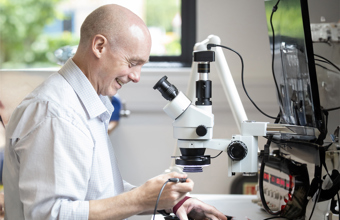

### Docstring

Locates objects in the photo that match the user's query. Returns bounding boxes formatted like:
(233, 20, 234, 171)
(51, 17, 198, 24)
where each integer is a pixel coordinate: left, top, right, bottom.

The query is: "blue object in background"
(110, 95, 121, 122)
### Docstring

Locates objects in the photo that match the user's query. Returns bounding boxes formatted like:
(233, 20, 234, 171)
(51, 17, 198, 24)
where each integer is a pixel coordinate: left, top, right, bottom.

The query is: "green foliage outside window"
(146, 0, 181, 56)
(265, 0, 304, 39)
(0, 0, 182, 68)
(0, 0, 79, 68)
(145, 0, 180, 32)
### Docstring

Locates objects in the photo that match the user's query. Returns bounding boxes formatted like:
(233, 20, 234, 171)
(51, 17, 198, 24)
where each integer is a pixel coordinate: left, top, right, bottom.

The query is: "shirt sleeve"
(15, 111, 93, 220)
(123, 180, 136, 192)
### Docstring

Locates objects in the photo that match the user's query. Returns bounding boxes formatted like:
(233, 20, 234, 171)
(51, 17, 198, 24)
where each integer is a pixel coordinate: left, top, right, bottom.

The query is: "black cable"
(206, 0, 282, 120)
(153, 180, 170, 220)
(315, 63, 340, 74)
(314, 54, 340, 72)
(263, 216, 289, 220)
(337, 192, 340, 215)
(153, 178, 187, 220)
(269, 0, 283, 108)
(320, 151, 340, 217)
(324, 110, 329, 140)
(315, 58, 330, 64)
(308, 146, 334, 220)
(324, 106, 340, 111)
(259, 113, 281, 216)
(207, 43, 277, 120)
(0, 115, 4, 128)
(308, 178, 322, 220)
(211, 151, 223, 159)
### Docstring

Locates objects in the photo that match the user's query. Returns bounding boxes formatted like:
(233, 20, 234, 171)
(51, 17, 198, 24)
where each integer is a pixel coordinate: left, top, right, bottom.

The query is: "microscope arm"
(157, 35, 267, 175)
(186, 35, 247, 132)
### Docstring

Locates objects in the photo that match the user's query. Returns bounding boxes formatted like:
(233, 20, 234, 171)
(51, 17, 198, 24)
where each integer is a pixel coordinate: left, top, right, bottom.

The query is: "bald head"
(79, 4, 150, 51)
(72, 4, 151, 97)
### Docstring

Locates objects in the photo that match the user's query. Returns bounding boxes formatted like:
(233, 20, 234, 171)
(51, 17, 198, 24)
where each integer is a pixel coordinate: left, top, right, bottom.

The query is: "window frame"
(148, 0, 196, 67)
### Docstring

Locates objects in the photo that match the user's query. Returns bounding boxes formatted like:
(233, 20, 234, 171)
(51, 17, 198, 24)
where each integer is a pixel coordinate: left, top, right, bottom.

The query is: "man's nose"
(129, 69, 141, 83)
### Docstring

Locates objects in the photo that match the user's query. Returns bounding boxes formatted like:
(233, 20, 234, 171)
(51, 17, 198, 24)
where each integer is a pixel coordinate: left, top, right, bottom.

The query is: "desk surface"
(191, 194, 273, 220)
(156, 194, 285, 220)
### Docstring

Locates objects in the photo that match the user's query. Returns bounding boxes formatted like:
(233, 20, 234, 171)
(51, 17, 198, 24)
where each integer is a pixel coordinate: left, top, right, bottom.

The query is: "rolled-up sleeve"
(123, 180, 136, 192)
(16, 114, 93, 220)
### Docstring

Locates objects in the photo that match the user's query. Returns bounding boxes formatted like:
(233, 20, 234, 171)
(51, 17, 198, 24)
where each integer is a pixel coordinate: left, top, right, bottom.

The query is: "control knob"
(196, 125, 207, 137)
(227, 140, 248, 161)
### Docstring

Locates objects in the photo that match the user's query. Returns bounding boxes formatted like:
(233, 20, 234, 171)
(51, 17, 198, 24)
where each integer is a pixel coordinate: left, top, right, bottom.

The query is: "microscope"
(153, 36, 267, 176)
(154, 0, 340, 218)
(153, 34, 321, 176)
(154, 34, 339, 220)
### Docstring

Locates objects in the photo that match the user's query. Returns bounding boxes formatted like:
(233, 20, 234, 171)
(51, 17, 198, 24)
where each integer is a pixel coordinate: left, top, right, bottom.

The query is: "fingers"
(202, 206, 229, 220)
(161, 172, 194, 196)
(205, 213, 222, 220)
(138, 172, 194, 210)
(176, 207, 189, 220)
(183, 198, 229, 220)
(171, 178, 194, 193)
(167, 172, 188, 180)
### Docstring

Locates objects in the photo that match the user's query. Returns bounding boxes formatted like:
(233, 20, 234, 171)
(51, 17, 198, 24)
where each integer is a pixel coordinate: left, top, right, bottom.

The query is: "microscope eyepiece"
(153, 76, 179, 101)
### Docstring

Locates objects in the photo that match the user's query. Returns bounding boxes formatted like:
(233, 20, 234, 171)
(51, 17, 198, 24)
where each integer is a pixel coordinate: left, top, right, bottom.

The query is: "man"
(3, 4, 229, 220)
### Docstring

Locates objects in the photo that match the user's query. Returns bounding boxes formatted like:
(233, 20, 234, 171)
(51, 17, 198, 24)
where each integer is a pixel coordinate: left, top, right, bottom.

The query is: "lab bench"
(154, 194, 285, 220)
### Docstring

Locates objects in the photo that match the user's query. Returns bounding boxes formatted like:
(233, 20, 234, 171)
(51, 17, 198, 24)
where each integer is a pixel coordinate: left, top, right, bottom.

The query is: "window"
(0, 0, 196, 69)
(148, 0, 196, 67)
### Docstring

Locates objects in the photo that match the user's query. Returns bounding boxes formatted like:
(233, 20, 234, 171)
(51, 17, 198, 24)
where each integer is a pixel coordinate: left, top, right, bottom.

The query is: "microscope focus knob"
(227, 141, 248, 161)
(196, 125, 208, 137)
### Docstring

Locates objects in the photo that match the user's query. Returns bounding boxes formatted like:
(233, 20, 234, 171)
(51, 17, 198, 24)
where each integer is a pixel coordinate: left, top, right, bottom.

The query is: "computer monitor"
(264, 0, 325, 137)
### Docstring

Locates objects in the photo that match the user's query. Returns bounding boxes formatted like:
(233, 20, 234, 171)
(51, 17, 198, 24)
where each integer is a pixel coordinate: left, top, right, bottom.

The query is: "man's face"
(97, 26, 151, 97)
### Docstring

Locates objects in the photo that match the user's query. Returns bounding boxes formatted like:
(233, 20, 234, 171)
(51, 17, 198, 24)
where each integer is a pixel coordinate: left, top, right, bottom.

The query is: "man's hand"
(89, 172, 193, 219)
(175, 198, 230, 220)
(137, 172, 194, 211)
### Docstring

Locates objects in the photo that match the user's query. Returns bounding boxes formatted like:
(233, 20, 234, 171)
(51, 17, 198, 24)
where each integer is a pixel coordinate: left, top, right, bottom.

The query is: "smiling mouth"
(116, 79, 124, 87)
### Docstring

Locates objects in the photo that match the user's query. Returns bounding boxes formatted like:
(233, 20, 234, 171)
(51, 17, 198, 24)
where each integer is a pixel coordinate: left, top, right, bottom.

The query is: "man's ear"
(92, 34, 108, 58)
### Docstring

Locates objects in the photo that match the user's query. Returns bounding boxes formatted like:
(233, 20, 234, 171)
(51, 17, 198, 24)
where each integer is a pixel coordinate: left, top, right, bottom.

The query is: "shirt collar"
(58, 58, 113, 121)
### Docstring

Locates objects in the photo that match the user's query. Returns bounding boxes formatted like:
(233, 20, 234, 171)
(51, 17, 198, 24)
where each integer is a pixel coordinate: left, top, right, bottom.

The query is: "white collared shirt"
(3, 59, 134, 220)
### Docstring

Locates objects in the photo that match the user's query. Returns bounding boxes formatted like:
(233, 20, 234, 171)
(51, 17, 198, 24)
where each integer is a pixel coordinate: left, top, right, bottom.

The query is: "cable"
(269, 0, 283, 109)
(315, 58, 330, 64)
(315, 63, 340, 74)
(0, 115, 4, 128)
(211, 151, 223, 159)
(263, 216, 289, 220)
(315, 59, 335, 67)
(308, 145, 336, 220)
(259, 114, 281, 216)
(337, 192, 340, 215)
(206, 0, 282, 120)
(324, 106, 340, 111)
(308, 175, 322, 220)
(153, 180, 170, 220)
(153, 178, 187, 220)
(314, 54, 340, 72)
(207, 43, 277, 120)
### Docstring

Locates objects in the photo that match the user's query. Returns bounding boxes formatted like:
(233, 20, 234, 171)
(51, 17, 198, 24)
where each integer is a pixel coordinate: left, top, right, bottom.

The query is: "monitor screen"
(264, 0, 325, 133)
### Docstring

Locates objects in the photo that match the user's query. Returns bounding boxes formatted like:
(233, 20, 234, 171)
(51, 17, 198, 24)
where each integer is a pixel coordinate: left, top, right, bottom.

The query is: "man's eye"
(129, 62, 137, 67)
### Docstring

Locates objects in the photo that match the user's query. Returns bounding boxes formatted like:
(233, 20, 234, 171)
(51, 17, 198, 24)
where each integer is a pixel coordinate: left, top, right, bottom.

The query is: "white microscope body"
(154, 35, 268, 176)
